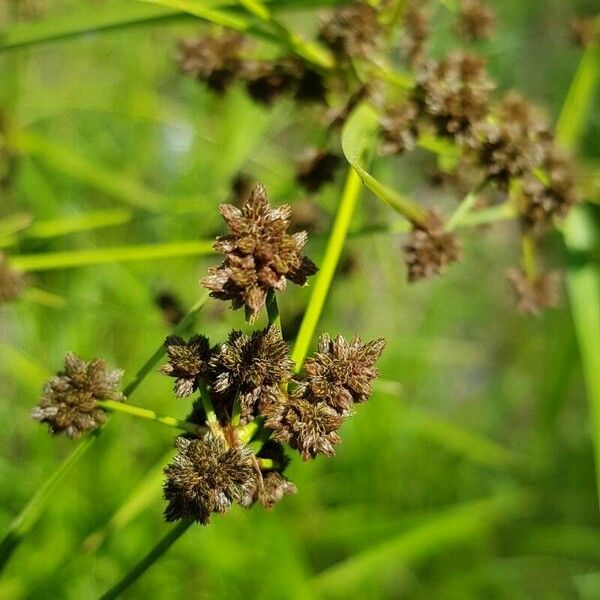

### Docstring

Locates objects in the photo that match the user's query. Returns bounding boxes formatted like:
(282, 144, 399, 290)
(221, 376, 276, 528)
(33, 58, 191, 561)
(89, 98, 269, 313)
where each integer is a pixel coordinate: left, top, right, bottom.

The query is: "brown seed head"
(507, 268, 561, 316)
(177, 32, 246, 93)
(379, 101, 420, 155)
(295, 149, 341, 193)
(202, 183, 317, 321)
(455, 0, 497, 41)
(0, 253, 26, 304)
(161, 335, 212, 398)
(403, 210, 461, 282)
(164, 434, 256, 524)
(32, 353, 124, 438)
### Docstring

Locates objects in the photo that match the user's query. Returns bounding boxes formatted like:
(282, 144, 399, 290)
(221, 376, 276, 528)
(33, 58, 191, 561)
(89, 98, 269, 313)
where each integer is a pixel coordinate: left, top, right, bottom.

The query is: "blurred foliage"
(0, 1, 599, 598)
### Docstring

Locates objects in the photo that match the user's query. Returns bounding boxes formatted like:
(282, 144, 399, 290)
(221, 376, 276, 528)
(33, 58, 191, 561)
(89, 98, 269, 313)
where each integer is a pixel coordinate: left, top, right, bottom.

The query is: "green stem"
(98, 519, 193, 600)
(290, 167, 363, 369)
(446, 182, 488, 231)
(95, 400, 205, 436)
(0, 432, 98, 570)
(0, 295, 208, 572)
(521, 235, 537, 281)
(265, 288, 281, 328)
(9, 241, 215, 272)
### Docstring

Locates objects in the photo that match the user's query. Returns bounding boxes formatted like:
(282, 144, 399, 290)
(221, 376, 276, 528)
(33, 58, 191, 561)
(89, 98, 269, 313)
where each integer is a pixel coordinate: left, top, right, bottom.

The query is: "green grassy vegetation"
(0, 1, 599, 598)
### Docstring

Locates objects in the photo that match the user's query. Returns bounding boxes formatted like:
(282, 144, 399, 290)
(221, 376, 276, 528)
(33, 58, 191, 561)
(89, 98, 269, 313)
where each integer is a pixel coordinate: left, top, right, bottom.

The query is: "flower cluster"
(202, 183, 317, 322)
(32, 353, 125, 438)
(160, 184, 385, 523)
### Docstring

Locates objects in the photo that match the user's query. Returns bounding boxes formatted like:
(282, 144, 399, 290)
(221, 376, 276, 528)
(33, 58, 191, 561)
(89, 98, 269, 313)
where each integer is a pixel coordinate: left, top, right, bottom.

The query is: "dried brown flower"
(0, 253, 26, 304)
(455, 0, 497, 41)
(473, 91, 547, 187)
(416, 52, 495, 141)
(265, 395, 345, 461)
(202, 183, 317, 321)
(210, 327, 294, 422)
(258, 472, 297, 509)
(161, 335, 212, 398)
(177, 32, 246, 93)
(520, 144, 578, 233)
(319, 2, 382, 60)
(403, 3, 430, 66)
(300, 334, 385, 414)
(403, 210, 461, 282)
(154, 291, 185, 326)
(164, 434, 256, 524)
(379, 101, 420, 155)
(295, 149, 341, 192)
(32, 353, 124, 438)
(244, 57, 303, 105)
(507, 268, 560, 315)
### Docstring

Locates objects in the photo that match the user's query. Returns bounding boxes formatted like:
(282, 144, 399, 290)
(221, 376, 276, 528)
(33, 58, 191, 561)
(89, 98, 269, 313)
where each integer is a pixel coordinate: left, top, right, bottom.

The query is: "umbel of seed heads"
(32, 353, 125, 438)
(202, 183, 317, 322)
(161, 328, 385, 522)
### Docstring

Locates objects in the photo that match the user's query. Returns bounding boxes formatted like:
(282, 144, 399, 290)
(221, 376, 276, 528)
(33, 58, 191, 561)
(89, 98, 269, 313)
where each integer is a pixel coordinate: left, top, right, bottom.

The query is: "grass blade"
(341, 103, 427, 225)
(312, 492, 528, 596)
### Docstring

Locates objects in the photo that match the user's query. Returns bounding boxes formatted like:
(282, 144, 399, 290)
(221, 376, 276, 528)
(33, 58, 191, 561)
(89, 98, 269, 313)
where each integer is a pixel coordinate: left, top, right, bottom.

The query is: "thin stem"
(198, 380, 221, 434)
(0, 295, 208, 572)
(95, 400, 205, 436)
(98, 520, 193, 600)
(237, 417, 263, 445)
(446, 181, 488, 231)
(290, 167, 363, 369)
(521, 235, 537, 281)
(0, 433, 98, 570)
(9, 240, 215, 272)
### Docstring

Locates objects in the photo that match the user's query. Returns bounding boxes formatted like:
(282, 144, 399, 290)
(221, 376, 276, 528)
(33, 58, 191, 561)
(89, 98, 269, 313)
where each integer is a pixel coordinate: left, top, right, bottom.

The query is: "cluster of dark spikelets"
(519, 145, 579, 233)
(202, 183, 317, 322)
(177, 32, 246, 93)
(472, 91, 547, 187)
(295, 149, 341, 192)
(379, 101, 420, 155)
(455, 0, 496, 41)
(164, 433, 256, 524)
(318, 1, 382, 60)
(402, 1, 430, 67)
(32, 353, 125, 438)
(416, 52, 495, 141)
(506, 269, 560, 316)
(403, 211, 461, 282)
(264, 335, 385, 460)
(160, 334, 212, 398)
(0, 253, 26, 304)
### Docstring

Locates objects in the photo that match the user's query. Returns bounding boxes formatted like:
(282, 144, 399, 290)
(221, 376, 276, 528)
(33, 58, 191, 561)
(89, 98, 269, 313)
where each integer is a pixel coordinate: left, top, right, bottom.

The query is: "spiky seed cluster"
(32, 353, 124, 438)
(473, 92, 547, 187)
(403, 211, 461, 282)
(161, 335, 212, 398)
(403, 3, 430, 66)
(301, 334, 386, 413)
(318, 1, 382, 60)
(455, 0, 497, 41)
(210, 327, 294, 422)
(416, 52, 495, 141)
(177, 32, 246, 93)
(295, 149, 341, 193)
(379, 102, 420, 155)
(0, 253, 26, 304)
(520, 145, 578, 233)
(257, 472, 297, 509)
(266, 396, 345, 460)
(507, 269, 560, 315)
(244, 57, 326, 106)
(164, 434, 256, 524)
(202, 183, 317, 322)
(264, 334, 385, 460)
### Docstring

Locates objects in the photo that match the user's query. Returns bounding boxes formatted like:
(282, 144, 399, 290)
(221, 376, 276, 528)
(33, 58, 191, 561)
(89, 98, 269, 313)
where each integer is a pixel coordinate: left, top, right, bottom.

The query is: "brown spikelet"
(507, 268, 560, 316)
(379, 101, 420, 155)
(0, 253, 26, 304)
(177, 32, 246, 93)
(164, 434, 256, 524)
(455, 0, 497, 41)
(295, 149, 341, 193)
(202, 183, 317, 321)
(32, 353, 124, 438)
(161, 335, 212, 398)
(403, 211, 461, 282)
